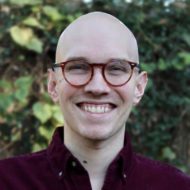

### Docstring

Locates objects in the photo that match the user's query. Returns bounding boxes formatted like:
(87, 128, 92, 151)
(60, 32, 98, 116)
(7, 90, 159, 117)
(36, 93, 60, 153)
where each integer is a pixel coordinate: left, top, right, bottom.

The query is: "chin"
(83, 134, 110, 141)
(79, 126, 117, 141)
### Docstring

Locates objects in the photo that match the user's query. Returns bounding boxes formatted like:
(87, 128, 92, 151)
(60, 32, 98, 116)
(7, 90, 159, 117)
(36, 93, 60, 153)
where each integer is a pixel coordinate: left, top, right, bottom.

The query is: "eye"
(108, 65, 126, 71)
(106, 62, 130, 75)
(65, 60, 90, 74)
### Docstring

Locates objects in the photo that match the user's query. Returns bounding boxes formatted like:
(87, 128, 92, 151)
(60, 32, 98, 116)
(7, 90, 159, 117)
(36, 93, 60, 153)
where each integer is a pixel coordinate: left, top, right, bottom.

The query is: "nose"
(84, 68, 111, 96)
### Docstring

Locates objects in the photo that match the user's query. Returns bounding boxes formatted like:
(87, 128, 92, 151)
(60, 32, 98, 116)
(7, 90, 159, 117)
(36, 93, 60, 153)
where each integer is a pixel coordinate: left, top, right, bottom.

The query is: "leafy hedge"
(0, 0, 190, 173)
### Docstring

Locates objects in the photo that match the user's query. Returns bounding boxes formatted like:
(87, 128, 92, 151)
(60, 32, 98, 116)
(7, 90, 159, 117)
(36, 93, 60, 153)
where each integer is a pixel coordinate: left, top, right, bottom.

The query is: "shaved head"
(56, 12, 139, 64)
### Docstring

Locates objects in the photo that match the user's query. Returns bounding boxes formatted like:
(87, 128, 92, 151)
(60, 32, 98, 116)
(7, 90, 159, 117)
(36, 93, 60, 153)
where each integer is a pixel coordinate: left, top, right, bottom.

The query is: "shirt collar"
(47, 127, 72, 177)
(47, 127, 135, 178)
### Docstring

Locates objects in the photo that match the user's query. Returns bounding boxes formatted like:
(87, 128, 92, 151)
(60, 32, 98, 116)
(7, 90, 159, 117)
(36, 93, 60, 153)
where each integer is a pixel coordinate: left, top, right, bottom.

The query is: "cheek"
(116, 83, 136, 105)
(57, 82, 76, 109)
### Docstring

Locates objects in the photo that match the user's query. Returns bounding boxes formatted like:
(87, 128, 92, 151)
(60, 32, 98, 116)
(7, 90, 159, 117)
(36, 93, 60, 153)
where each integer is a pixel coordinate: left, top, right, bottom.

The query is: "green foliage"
(22, 17, 44, 29)
(32, 102, 63, 124)
(33, 102, 53, 124)
(9, 0, 42, 6)
(162, 147, 176, 161)
(42, 5, 63, 21)
(0, 0, 190, 174)
(0, 76, 32, 115)
(10, 27, 42, 53)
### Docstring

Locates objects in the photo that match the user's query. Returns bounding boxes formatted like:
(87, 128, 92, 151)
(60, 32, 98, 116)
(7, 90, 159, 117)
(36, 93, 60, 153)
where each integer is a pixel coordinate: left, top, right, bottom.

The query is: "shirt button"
(123, 173, 127, 179)
(72, 161, 77, 167)
(58, 171, 63, 177)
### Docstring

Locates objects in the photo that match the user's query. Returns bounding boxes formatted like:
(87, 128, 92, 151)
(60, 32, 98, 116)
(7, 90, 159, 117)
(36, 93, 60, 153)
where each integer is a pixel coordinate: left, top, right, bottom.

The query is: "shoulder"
(133, 153, 190, 189)
(0, 149, 47, 163)
(0, 150, 53, 189)
(0, 149, 47, 175)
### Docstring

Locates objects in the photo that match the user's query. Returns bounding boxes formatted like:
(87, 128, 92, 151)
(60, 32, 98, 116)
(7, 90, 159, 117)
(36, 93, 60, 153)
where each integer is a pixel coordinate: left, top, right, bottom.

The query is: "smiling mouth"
(76, 103, 116, 114)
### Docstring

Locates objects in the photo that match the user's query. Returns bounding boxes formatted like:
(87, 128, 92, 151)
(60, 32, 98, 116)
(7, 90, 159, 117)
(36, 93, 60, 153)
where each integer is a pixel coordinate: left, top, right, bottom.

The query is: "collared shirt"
(0, 127, 190, 190)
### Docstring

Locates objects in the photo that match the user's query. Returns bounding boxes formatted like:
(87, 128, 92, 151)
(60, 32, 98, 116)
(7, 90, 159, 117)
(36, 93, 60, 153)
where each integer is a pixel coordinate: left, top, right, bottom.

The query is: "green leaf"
(0, 94, 14, 113)
(39, 126, 53, 140)
(11, 130, 21, 142)
(182, 33, 190, 47)
(10, 0, 42, 6)
(0, 80, 12, 93)
(10, 26, 33, 46)
(32, 102, 52, 123)
(178, 52, 190, 65)
(14, 76, 33, 103)
(158, 59, 168, 71)
(10, 26, 43, 53)
(32, 142, 46, 152)
(66, 13, 82, 23)
(141, 62, 157, 73)
(22, 17, 44, 29)
(43, 6, 63, 21)
(162, 147, 176, 160)
(51, 106, 64, 124)
(0, 80, 15, 114)
(26, 36, 43, 53)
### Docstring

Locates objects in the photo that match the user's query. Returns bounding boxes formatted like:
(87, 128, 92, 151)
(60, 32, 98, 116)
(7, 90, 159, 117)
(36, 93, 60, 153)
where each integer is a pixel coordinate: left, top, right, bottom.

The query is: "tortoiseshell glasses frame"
(52, 59, 140, 87)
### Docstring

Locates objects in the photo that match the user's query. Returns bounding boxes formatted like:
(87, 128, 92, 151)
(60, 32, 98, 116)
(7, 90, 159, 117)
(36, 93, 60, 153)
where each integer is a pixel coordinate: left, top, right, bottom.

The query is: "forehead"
(56, 12, 139, 64)
(62, 42, 128, 63)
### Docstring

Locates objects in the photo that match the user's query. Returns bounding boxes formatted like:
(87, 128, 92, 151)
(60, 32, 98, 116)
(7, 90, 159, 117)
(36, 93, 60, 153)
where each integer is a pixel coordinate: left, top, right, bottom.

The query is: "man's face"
(49, 14, 147, 141)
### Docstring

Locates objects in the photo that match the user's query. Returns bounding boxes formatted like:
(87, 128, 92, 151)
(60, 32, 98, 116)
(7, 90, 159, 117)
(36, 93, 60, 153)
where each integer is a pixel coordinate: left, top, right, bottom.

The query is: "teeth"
(80, 104, 112, 113)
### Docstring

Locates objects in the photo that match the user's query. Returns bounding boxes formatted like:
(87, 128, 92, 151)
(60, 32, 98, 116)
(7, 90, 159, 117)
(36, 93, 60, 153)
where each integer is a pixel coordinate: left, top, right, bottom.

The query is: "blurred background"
(0, 0, 190, 174)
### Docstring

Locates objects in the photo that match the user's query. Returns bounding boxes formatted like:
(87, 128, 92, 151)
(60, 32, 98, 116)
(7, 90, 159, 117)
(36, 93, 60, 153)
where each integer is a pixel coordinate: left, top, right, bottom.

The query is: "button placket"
(121, 172, 127, 184)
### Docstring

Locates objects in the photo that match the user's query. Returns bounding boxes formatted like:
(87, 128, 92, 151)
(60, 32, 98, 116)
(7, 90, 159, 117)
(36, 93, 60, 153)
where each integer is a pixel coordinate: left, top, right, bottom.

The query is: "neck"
(64, 127, 125, 182)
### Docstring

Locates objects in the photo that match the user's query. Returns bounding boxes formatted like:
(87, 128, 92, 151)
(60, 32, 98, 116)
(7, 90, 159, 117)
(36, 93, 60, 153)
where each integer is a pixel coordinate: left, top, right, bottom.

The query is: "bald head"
(56, 12, 139, 64)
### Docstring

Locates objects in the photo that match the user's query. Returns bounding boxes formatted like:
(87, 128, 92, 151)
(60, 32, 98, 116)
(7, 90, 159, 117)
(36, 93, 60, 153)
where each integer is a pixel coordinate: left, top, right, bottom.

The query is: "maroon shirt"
(0, 127, 190, 190)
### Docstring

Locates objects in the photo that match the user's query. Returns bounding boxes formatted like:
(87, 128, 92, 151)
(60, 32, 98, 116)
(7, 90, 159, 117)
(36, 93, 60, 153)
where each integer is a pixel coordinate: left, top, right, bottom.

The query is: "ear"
(133, 71, 148, 106)
(47, 69, 59, 103)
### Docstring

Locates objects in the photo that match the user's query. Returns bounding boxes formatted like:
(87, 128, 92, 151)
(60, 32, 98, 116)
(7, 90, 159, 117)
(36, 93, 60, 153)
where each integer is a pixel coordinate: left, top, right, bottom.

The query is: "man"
(0, 12, 189, 190)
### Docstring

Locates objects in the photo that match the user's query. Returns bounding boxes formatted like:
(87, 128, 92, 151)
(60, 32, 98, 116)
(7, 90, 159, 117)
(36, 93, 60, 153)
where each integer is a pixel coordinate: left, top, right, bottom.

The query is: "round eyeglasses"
(52, 59, 140, 87)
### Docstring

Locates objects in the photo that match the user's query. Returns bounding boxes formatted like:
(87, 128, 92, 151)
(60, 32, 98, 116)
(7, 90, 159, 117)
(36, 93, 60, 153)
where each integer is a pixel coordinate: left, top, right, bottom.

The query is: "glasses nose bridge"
(90, 63, 106, 80)
(91, 63, 105, 69)
(84, 63, 110, 94)
(91, 63, 105, 76)
(86, 63, 106, 84)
